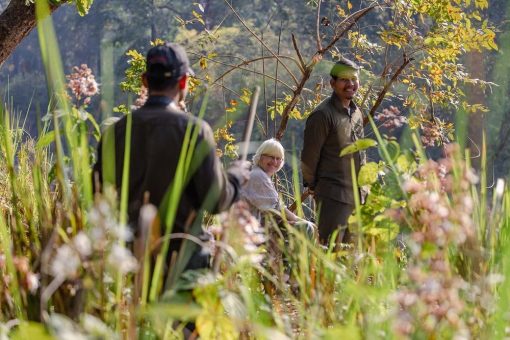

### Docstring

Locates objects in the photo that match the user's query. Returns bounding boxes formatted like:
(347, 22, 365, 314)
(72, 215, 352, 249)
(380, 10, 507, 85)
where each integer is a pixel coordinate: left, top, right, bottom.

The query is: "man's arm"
(241, 168, 279, 212)
(301, 111, 330, 190)
(191, 122, 248, 214)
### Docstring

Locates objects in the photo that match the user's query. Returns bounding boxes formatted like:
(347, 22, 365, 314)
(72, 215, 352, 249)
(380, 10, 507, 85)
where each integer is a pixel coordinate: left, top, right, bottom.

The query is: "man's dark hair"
(146, 65, 177, 91)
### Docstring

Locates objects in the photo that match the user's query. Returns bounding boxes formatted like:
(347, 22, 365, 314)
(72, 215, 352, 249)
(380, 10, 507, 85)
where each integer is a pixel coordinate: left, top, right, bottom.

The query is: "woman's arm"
(284, 207, 301, 223)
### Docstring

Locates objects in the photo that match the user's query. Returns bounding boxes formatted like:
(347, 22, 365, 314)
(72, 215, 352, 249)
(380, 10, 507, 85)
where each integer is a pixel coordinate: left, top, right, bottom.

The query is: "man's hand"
(227, 160, 251, 186)
(307, 188, 315, 199)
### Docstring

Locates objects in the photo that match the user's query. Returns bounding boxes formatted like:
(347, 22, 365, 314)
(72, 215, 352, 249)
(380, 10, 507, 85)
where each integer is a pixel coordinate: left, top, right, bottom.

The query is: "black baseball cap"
(146, 42, 194, 80)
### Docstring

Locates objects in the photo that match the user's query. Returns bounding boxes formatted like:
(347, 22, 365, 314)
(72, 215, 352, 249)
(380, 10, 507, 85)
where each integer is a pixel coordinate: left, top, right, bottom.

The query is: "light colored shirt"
(241, 165, 280, 219)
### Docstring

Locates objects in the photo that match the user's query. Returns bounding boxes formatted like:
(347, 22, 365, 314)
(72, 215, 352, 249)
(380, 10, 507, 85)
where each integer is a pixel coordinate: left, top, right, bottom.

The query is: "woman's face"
(258, 153, 283, 176)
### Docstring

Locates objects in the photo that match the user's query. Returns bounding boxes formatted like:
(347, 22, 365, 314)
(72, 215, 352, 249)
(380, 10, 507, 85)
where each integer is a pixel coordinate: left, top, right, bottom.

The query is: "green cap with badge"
(330, 58, 360, 79)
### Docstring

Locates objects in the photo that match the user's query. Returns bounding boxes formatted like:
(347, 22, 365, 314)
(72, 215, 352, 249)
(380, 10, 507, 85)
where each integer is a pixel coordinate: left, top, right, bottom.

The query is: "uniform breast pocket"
(334, 122, 352, 146)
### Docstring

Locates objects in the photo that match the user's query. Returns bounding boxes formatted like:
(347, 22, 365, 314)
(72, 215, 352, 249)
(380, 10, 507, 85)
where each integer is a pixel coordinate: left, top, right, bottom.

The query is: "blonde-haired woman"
(241, 139, 314, 234)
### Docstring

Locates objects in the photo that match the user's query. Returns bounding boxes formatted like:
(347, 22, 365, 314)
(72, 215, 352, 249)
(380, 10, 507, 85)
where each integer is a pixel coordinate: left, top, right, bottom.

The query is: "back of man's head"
(145, 43, 194, 91)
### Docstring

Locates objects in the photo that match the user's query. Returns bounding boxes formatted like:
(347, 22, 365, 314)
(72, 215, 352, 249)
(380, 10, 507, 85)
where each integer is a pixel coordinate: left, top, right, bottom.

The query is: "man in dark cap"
(93, 42, 249, 278)
(301, 58, 365, 245)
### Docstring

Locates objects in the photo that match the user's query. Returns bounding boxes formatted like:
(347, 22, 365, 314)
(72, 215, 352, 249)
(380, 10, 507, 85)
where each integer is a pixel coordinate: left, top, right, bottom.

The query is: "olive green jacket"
(301, 92, 365, 204)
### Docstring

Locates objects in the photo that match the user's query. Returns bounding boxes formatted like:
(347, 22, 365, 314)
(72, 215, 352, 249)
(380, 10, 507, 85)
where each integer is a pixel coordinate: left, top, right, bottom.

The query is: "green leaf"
(10, 322, 54, 340)
(36, 130, 55, 150)
(145, 302, 203, 322)
(340, 138, 377, 157)
(396, 154, 412, 172)
(323, 321, 361, 340)
(196, 313, 238, 340)
(379, 140, 400, 162)
(75, 0, 93, 16)
(192, 10, 205, 26)
(358, 162, 379, 186)
(363, 215, 400, 242)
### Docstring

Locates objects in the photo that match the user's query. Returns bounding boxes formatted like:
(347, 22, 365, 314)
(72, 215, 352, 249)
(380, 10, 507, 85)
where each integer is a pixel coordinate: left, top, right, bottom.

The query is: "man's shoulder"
(309, 96, 334, 118)
(131, 106, 210, 131)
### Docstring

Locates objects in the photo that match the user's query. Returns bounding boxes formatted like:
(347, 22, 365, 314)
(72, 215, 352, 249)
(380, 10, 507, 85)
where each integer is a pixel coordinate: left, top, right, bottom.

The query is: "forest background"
(1, 0, 509, 176)
(3, 0, 510, 338)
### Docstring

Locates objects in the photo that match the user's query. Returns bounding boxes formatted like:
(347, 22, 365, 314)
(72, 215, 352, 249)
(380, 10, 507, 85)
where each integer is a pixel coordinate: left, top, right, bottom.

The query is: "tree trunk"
(0, 0, 59, 65)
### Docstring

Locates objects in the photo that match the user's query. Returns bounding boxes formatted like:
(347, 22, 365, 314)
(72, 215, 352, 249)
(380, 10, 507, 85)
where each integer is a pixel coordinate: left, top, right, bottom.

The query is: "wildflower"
(485, 273, 504, 286)
(217, 201, 266, 265)
(107, 244, 138, 274)
(73, 232, 92, 257)
(51, 245, 81, 279)
(110, 224, 133, 242)
(13, 256, 29, 274)
(420, 122, 442, 147)
(132, 86, 148, 110)
(26, 272, 40, 294)
(375, 106, 407, 130)
(392, 144, 476, 337)
(66, 64, 99, 105)
(208, 224, 223, 237)
(495, 178, 505, 199)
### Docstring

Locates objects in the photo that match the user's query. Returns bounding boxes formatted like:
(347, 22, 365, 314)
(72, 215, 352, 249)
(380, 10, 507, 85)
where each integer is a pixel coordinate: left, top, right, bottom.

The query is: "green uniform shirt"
(301, 92, 365, 204)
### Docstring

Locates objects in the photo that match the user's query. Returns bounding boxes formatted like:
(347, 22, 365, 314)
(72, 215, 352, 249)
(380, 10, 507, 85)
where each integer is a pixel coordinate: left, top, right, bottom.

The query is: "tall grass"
(1, 3, 510, 339)
(3, 81, 510, 338)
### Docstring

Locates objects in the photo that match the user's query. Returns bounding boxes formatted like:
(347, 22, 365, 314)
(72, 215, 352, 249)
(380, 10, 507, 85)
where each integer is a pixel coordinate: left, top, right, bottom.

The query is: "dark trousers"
(316, 197, 354, 245)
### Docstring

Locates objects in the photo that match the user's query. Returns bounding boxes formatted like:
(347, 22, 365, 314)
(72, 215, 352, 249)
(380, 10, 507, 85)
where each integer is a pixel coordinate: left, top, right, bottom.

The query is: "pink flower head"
(375, 106, 407, 130)
(67, 64, 99, 105)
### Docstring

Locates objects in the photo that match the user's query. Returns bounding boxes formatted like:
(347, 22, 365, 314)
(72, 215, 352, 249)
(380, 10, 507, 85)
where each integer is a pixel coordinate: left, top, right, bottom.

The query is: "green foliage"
(358, 161, 380, 186)
(340, 138, 377, 157)
(119, 49, 145, 94)
(75, 0, 93, 16)
(3, 0, 510, 339)
(9, 322, 53, 340)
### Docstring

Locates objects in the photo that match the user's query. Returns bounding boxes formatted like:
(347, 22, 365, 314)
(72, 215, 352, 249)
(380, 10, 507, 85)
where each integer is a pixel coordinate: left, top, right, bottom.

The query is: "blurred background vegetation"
(3, 0, 510, 338)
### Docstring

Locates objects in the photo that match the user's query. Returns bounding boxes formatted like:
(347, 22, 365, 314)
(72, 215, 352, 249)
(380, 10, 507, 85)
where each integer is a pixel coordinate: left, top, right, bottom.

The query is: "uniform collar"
(330, 92, 358, 117)
(144, 95, 173, 107)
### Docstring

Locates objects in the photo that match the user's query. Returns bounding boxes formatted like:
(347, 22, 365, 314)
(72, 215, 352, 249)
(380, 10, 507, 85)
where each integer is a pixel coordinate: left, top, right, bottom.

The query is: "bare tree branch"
(364, 53, 413, 126)
(316, 0, 322, 51)
(207, 55, 297, 91)
(223, 0, 299, 85)
(292, 33, 306, 73)
(318, 4, 376, 56)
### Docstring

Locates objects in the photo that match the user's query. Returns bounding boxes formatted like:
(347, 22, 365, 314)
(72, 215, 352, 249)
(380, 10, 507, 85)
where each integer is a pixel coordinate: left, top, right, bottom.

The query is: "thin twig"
(223, 0, 299, 85)
(292, 33, 306, 72)
(318, 5, 376, 56)
(208, 55, 297, 91)
(365, 54, 413, 125)
(261, 32, 268, 136)
(428, 84, 436, 121)
(274, 20, 283, 137)
(316, 0, 322, 51)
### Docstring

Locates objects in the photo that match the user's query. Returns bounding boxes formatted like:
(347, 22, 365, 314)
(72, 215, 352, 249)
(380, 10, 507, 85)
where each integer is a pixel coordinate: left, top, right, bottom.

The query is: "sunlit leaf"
(192, 10, 205, 26)
(358, 162, 379, 186)
(10, 322, 53, 340)
(75, 0, 93, 16)
(340, 138, 377, 157)
(36, 131, 55, 150)
(146, 302, 203, 322)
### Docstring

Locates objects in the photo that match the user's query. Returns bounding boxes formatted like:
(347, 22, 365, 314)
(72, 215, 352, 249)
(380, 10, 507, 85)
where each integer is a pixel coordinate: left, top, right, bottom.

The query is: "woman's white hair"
(252, 138, 285, 172)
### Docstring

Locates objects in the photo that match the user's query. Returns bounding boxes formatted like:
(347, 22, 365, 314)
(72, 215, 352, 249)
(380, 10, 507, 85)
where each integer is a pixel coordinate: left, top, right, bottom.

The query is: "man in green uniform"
(301, 58, 365, 245)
